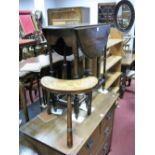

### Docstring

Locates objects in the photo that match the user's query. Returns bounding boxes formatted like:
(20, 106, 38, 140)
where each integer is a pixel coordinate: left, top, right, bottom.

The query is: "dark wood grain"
(20, 92, 118, 155)
(42, 24, 110, 78)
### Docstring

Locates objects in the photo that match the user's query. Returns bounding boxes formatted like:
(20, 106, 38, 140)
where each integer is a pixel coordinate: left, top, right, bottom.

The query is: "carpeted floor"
(108, 80, 135, 155)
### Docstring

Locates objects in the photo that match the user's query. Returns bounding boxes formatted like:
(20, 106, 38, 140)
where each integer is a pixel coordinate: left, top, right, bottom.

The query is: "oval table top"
(41, 76, 98, 94)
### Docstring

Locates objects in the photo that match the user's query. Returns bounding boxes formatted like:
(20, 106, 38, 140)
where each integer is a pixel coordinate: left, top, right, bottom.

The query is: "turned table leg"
(86, 92, 92, 116)
(19, 81, 29, 122)
(67, 94, 73, 147)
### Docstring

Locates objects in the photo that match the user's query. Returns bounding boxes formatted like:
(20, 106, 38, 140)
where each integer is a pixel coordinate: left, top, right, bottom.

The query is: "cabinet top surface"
(20, 92, 118, 155)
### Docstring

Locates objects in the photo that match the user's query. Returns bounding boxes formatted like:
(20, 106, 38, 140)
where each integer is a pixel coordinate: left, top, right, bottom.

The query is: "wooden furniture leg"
(72, 39, 79, 79)
(86, 92, 92, 116)
(85, 57, 93, 76)
(47, 92, 51, 114)
(42, 88, 47, 105)
(37, 74, 42, 109)
(73, 95, 79, 119)
(67, 94, 73, 147)
(19, 81, 29, 122)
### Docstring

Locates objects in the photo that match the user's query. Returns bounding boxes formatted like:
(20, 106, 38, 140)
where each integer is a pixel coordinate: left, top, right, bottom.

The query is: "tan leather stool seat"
(41, 76, 98, 94)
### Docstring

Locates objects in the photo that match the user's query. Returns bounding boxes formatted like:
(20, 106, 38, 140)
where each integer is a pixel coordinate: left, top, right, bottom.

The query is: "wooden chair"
(19, 10, 48, 114)
(19, 10, 47, 59)
(40, 76, 98, 147)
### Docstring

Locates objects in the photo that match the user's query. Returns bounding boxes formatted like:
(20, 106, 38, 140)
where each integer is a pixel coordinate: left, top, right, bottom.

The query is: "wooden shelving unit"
(104, 28, 123, 94)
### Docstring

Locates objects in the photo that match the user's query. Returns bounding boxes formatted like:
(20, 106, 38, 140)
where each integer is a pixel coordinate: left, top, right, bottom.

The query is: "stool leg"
(86, 92, 92, 116)
(67, 94, 73, 147)
(47, 92, 52, 114)
(42, 88, 47, 106)
(74, 95, 79, 119)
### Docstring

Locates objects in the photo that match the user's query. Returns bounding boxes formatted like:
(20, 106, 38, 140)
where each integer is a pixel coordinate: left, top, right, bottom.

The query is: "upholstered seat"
(19, 10, 36, 37)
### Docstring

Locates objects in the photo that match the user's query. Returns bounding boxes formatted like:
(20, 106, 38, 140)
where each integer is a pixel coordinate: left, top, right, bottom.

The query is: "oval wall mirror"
(114, 0, 135, 32)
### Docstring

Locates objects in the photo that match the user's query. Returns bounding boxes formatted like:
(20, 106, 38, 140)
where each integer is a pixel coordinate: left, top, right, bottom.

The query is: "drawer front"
(100, 105, 115, 143)
(78, 125, 101, 155)
(103, 105, 115, 126)
(97, 138, 111, 155)
(78, 105, 116, 155)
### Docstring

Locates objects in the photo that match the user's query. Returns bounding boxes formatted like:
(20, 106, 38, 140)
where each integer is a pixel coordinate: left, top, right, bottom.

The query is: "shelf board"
(107, 39, 123, 48)
(110, 86, 119, 93)
(105, 72, 121, 89)
(106, 56, 122, 71)
(100, 56, 122, 74)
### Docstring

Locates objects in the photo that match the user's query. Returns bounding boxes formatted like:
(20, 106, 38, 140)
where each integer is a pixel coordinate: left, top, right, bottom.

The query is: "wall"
(44, 0, 55, 26)
(19, 0, 35, 11)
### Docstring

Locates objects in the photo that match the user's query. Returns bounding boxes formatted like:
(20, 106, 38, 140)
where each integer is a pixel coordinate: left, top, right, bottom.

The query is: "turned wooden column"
(19, 81, 29, 122)
(85, 57, 93, 76)
(48, 47, 55, 76)
(72, 37, 79, 79)
(97, 57, 101, 79)
(67, 94, 73, 147)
